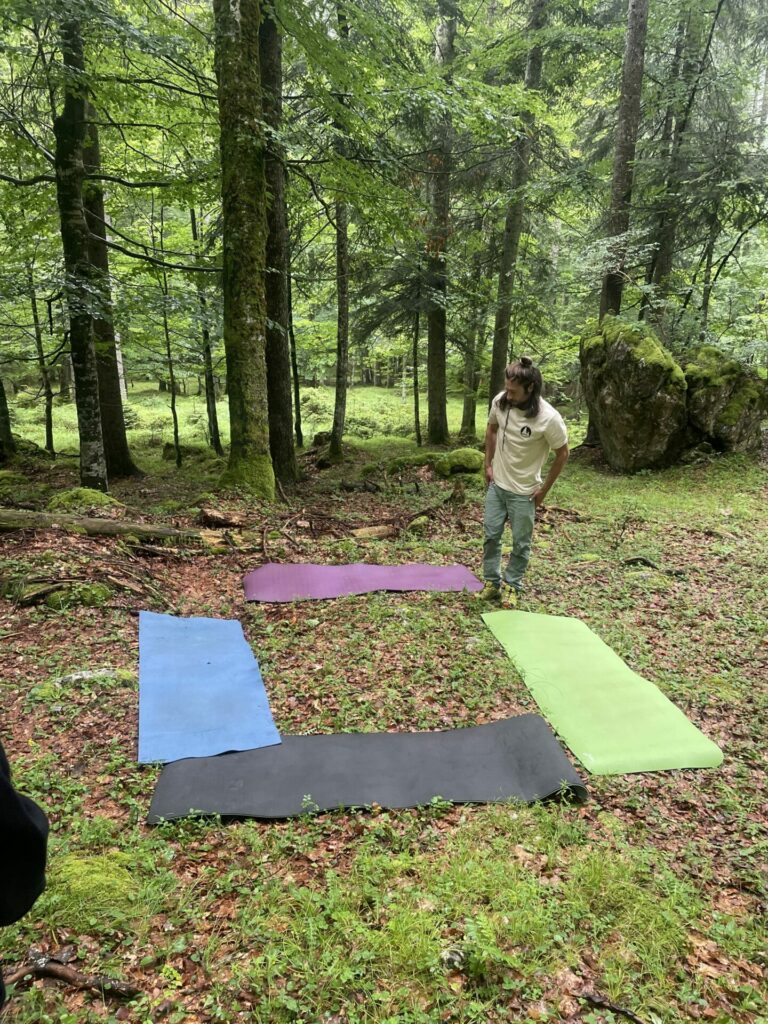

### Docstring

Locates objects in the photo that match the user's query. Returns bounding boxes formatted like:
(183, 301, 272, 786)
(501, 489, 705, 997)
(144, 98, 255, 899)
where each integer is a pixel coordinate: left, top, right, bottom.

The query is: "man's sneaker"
(500, 582, 518, 608)
(477, 582, 501, 603)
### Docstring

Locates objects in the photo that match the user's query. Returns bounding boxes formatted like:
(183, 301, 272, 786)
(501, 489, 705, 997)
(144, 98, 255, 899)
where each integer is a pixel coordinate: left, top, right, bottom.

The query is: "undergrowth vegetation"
(0, 388, 765, 1023)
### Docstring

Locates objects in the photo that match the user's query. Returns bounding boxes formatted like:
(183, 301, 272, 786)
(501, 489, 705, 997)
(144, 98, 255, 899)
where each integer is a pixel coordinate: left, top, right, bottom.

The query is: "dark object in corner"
(0, 739, 49, 1008)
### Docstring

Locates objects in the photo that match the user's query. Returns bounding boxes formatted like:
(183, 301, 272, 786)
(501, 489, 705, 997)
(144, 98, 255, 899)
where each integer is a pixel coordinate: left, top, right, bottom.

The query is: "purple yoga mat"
(243, 562, 483, 602)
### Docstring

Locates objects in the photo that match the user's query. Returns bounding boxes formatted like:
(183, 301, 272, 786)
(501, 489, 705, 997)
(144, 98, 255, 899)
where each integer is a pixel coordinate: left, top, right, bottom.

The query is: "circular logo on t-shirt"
(520, 425, 532, 438)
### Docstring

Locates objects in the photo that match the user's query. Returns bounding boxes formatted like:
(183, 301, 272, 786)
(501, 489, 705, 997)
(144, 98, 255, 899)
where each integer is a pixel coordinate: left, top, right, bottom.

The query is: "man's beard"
(500, 395, 532, 411)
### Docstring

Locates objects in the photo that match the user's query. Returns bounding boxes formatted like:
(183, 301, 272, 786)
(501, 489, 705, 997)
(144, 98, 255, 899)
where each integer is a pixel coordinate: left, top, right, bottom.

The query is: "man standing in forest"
(479, 357, 569, 606)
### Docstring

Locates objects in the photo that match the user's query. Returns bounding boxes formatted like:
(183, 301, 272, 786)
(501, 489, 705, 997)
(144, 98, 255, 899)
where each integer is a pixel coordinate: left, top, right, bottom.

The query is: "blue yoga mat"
(138, 611, 281, 763)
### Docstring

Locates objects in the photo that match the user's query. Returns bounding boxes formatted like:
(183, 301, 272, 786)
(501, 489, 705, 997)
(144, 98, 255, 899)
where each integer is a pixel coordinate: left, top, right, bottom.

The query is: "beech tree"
(52, 20, 108, 492)
(488, 0, 546, 406)
(260, 7, 298, 482)
(425, 0, 456, 445)
(599, 0, 648, 321)
(83, 105, 141, 478)
(213, 0, 274, 497)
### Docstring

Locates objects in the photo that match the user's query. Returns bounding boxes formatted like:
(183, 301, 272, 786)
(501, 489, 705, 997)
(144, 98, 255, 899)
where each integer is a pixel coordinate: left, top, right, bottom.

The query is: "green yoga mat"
(483, 610, 723, 775)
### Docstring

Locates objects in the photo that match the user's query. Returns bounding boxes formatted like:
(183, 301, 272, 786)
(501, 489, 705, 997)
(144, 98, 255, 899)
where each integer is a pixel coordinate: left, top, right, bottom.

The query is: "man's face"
(504, 377, 533, 407)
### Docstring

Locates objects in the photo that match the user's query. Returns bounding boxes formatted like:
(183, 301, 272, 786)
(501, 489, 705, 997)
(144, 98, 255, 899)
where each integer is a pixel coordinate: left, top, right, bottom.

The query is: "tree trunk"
(599, 0, 649, 321)
(287, 267, 303, 447)
(330, 3, 351, 462)
(83, 103, 140, 478)
(330, 198, 350, 459)
(413, 290, 422, 447)
(213, 0, 275, 497)
(189, 208, 224, 456)
(260, 12, 299, 481)
(52, 21, 108, 492)
(460, 215, 489, 440)
(699, 214, 719, 336)
(488, 0, 546, 407)
(59, 355, 74, 401)
(426, 1, 456, 445)
(0, 377, 14, 464)
(27, 266, 55, 456)
(649, 2, 725, 311)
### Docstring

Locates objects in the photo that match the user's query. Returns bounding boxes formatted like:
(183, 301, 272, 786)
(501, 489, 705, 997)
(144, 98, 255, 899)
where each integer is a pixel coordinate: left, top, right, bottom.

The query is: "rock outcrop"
(684, 347, 766, 453)
(580, 317, 689, 471)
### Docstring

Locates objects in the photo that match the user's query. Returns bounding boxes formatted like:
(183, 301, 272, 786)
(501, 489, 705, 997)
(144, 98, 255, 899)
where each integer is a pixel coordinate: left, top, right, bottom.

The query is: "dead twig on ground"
(4, 957, 140, 1000)
(581, 993, 647, 1024)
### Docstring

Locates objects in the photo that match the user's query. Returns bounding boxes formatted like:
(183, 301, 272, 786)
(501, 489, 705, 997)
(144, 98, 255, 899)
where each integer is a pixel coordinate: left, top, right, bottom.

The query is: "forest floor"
(0, 429, 766, 1024)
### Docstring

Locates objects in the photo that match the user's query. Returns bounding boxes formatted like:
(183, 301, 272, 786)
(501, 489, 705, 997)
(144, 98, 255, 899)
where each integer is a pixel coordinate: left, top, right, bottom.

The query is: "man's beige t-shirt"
(488, 394, 568, 495)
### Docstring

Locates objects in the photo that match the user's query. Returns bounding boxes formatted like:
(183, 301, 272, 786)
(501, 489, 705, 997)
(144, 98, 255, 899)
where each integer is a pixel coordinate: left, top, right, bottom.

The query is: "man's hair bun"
(519, 356, 533, 368)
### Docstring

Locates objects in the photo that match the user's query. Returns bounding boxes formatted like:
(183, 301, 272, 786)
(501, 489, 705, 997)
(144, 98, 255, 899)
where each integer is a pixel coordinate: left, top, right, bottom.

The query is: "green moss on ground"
(47, 854, 138, 932)
(47, 487, 125, 514)
(386, 452, 440, 475)
(435, 447, 484, 477)
(44, 582, 113, 610)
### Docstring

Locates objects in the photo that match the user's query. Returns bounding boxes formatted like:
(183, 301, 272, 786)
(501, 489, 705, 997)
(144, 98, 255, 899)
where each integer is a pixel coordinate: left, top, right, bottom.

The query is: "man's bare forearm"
(539, 446, 569, 498)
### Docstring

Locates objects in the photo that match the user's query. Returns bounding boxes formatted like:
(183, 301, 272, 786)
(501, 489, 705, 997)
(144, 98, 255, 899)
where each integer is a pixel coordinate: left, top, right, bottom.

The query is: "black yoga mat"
(147, 714, 587, 822)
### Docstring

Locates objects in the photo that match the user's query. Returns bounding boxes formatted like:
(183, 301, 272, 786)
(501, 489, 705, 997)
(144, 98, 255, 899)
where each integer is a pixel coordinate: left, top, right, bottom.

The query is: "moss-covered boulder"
(684, 347, 767, 453)
(580, 317, 688, 471)
(435, 447, 484, 477)
(47, 487, 124, 515)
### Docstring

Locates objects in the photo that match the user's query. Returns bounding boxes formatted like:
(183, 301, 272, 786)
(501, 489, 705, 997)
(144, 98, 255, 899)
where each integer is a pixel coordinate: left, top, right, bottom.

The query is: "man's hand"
(485, 464, 494, 485)
(531, 487, 547, 508)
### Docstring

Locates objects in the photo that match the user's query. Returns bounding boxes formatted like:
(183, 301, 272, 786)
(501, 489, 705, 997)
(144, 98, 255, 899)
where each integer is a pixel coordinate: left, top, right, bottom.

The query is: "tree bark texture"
(260, 13, 298, 481)
(330, 198, 350, 459)
(287, 268, 303, 447)
(0, 376, 15, 464)
(189, 208, 224, 456)
(330, 3, 351, 461)
(426, 0, 456, 445)
(488, 0, 546, 407)
(83, 104, 140, 477)
(649, 2, 725, 308)
(213, 0, 275, 497)
(0, 507, 203, 543)
(413, 305, 422, 447)
(59, 355, 74, 401)
(52, 21, 108, 492)
(27, 266, 55, 456)
(599, 0, 649, 321)
(461, 216, 489, 439)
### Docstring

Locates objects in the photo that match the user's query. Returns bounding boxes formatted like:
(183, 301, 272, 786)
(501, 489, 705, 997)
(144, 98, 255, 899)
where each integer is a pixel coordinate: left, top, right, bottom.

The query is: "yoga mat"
(138, 611, 280, 764)
(147, 714, 587, 822)
(243, 562, 483, 602)
(483, 610, 723, 775)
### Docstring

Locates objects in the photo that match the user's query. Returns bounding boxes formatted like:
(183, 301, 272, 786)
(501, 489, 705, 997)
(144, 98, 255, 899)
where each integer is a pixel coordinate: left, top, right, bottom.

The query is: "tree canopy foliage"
(1, 0, 766, 481)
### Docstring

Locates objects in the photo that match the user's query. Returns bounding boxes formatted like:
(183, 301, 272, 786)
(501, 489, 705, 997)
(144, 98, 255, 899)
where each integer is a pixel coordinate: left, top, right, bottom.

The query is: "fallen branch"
(0, 508, 203, 545)
(581, 993, 647, 1024)
(3, 959, 140, 1000)
(623, 556, 685, 577)
(276, 479, 292, 505)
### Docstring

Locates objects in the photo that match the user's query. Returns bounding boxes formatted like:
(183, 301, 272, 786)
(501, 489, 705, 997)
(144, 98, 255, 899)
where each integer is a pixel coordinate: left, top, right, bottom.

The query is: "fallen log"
(0, 508, 203, 545)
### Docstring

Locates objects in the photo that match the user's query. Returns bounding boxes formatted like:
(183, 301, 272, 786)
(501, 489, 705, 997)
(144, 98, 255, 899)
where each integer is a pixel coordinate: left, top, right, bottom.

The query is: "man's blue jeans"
(482, 482, 536, 590)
